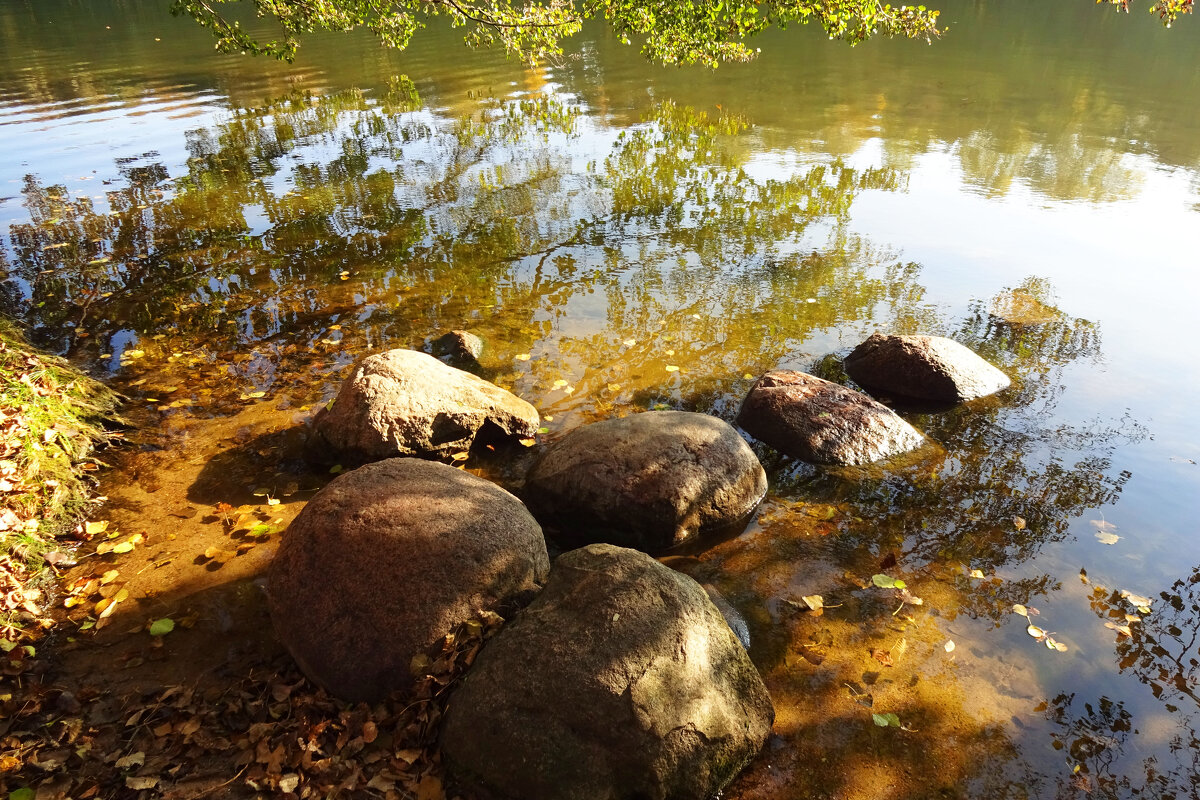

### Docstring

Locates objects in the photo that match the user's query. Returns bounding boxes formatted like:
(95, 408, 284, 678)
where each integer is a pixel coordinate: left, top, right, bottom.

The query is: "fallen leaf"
(871, 574, 905, 589)
(416, 774, 444, 800)
(801, 595, 824, 612)
(1120, 590, 1152, 609)
(100, 570, 119, 584)
(944, 640, 956, 652)
(278, 774, 300, 793)
(1013, 604, 1029, 617)
(115, 751, 145, 769)
(85, 520, 109, 536)
(125, 777, 158, 790)
(871, 648, 894, 667)
(1105, 621, 1133, 637)
(871, 712, 900, 728)
(665, 365, 680, 372)
(969, 569, 985, 579)
(1027, 624, 1047, 640)
(623, 339, 636, 347)
(515, 353, 531, 361)
(1013, 516, 1027, 530)
(1095, 532, 1121, 545)
(149, 618, 175, 637)
(553, 379, 568, 388)
(518, 438, 537, 447)
(1090, 519, 1117, 532)
(898, 589, 923, 606)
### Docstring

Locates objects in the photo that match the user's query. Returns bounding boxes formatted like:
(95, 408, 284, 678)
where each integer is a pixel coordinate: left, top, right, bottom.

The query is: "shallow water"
(3, 0, 1200, 797)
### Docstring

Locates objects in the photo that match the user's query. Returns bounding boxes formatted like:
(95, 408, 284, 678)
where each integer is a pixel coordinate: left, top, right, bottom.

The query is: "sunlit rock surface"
(523, 411, 767, 553)
(737, 370, 925, 465)
(441, 544, 774, 800)
(309, 348, 538, 463)
(268, 458, 549, 702)
(844, 333, 1011, 403)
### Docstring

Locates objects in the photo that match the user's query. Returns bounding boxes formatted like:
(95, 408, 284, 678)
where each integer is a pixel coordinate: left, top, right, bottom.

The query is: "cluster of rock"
(269, 329, 1008, 799)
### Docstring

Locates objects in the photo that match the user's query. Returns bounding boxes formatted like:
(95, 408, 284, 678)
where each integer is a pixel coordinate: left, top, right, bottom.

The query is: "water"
(2, 1, 1200, 797)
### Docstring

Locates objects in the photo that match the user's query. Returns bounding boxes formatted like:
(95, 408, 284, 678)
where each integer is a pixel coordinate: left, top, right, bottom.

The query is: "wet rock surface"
(268, 458, 549, 702)
(309, 348, 538, 463)
(844, 333, 1011, 403)
(737, 370, 925, 465)
(441, 543, 775, 800)
(523, 410, 767, 553)
(431, 329, 485, 370)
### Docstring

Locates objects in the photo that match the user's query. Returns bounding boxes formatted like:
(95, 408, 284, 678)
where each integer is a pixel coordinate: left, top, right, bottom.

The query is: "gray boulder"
(441, 544, 774, 800)
(736, 370, 924, 465)
(268, 458, 549, 702)
(844, 333, 1011, 403)
(524, 411, 767, 553)
(309, 348, 538, 464)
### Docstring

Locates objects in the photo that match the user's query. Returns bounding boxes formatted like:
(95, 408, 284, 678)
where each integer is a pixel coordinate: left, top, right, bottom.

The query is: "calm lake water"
(3, 0, 1200, 797)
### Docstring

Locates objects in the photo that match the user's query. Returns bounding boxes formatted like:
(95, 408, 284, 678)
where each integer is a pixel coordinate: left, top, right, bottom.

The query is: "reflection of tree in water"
(776, 278, 1143, 625)
(2, 89, 923, 419)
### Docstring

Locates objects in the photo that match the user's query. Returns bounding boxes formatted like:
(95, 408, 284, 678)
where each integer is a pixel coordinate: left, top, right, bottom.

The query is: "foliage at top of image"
(171, 0, 1192, 66)
(172, 0, 945, 65)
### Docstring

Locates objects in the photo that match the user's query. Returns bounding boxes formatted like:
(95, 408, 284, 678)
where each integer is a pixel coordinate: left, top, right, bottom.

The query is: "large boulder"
(843, 333, 1011, 403)
(268, 458, 549, 702)
(309, 348, 538, 464)
(523, 411, 767, 553)
(441, 544, 775, 800)
(736, 370, 924, 465)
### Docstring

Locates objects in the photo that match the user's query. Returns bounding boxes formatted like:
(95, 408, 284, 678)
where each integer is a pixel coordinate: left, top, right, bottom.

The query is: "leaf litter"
(0, 612, 504, 799)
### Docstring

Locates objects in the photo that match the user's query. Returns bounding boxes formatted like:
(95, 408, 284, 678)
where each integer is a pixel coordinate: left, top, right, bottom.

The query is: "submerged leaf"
(1095, 531, 1121, 545)
(149, 618, 175, 636)
(801, 595, 824, 612)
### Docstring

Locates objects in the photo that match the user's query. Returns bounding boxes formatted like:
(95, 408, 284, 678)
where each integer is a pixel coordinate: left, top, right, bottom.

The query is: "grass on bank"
(0, 320, 120, 642)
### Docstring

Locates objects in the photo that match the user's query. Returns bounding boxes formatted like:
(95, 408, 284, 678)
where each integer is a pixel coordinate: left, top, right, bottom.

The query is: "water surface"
(2, 1, 1200, 797)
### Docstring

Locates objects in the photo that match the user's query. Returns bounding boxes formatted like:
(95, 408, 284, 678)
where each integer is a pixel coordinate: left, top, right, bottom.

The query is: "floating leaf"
(1105, 621, 1133, 637)
(1013, 516, 1026, 530)
(553, 379, 568, 388)
(623, 339, 636, 347)
(149, 618, 175, 636)
(665, 365, 680, 372)
(871, 712, 900, 728)
(898, 589, 923, 606)
(801, 595, 824, 612)
(1120, 590, 1152, 608)
(1013, 604, 1029, 617)
(944, 640, 956, 652)
(1027, 624, 1047, 640)
(871, 574, 903, 589)
(969, 569, 985, 579)
(1095, 531, 1121, 545)
(1045, 636, 1068, 652)
(515, 353, 531, 361)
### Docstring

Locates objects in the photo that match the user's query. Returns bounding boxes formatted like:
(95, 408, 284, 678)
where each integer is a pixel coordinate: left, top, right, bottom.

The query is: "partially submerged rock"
(309, 348, 538, 464)
(431, 329, 485, 371)
(844, 333, 1010, 403)
(737, 370, 924, 465)
(268, 458, 549, 702)
(441, 543, 774, 800)
(524, 411, 767, 553)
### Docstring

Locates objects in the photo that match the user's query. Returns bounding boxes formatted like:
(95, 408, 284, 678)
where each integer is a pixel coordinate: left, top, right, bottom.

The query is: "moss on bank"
(0, 320, 120, 641)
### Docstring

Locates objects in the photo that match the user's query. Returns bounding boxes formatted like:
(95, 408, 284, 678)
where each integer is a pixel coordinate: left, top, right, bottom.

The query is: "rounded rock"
(737, 370, 924, 465)
(309, 348, 539, 464)
(268, 458, 549, 702)
(441, 543, 775, 800)
(524, 411, 767, 553)
(844, 333, 1011, 403)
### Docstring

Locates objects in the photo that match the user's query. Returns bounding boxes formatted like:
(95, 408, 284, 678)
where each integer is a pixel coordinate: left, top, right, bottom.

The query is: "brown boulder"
(523, 411, 767, 553)
(309, 348, 538, 464)
(844, 333, 1011, 403)
(736, 370, 924, 465)
(441, 543, 774, 800)
(268, 458, 549, 702)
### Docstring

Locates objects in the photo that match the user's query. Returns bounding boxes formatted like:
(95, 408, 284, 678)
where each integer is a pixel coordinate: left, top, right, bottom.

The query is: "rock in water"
(523, 411, 767, 553)
(441, 544, 775, 800)
(843, 333, 1011, 403)
(309, 348, 538, 464)
(431, 329, 485, 370)
(268, 458, 549, 702)
(737, 370, 924, 465)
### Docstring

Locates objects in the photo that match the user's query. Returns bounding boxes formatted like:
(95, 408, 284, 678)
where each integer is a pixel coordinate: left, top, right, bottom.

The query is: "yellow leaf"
(518, 438, 537, 447)
(266, 497, 280, 506)
(111, 540, 135, 554)
(1013, 604, 1028, 617)
(553, 379, 568, 388)
(607, 383, 621, 391)
(450, 452, 469, 462)
(743, 373, 754, 380)
(85, 520, 109, 536)
(969, 569, 985, 579)
(665, 365, 680, 372)
(944, 640, 956, 652)
(100, 570, 119, 585)
(623, 339, 636, 347)
(515, 353, 531, 361)
(1026, 624, 1046, 639)
(1012, 516, 1026, 530)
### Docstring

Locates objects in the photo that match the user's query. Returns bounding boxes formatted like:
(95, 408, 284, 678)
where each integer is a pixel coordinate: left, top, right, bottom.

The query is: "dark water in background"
(2, 0, 1200, 796)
